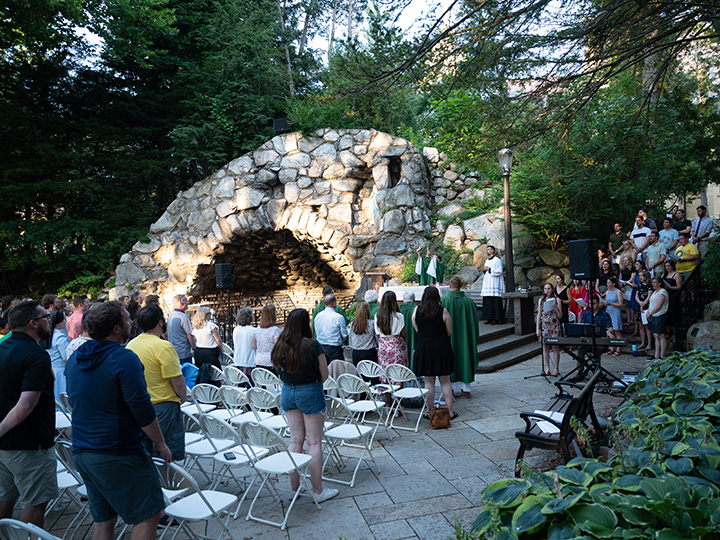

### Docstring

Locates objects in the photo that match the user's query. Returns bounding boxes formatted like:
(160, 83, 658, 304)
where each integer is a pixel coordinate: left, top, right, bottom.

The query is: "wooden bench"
(514, 369, 605, 476)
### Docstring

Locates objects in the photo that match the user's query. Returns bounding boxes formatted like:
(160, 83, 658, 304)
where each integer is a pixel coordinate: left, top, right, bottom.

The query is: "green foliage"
(460, 348, 720, 540)
(57, 274, 108, 299)
(702, 228, 720, 299)
(399, 240, 472, 284)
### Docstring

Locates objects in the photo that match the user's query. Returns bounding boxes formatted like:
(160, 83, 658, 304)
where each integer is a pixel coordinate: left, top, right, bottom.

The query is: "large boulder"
(457, 265, 480, 285)
(537, 249, 566, 267)
(526, 265, 555, 283)
(375, 235, 407, 255)
(703, 300, 720, 322)
(686, 321, 720, 350)
(444, 225, 465, 249)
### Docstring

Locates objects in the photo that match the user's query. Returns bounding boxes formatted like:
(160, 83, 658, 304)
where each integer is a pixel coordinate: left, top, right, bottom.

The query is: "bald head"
(323, 294, 337, 308)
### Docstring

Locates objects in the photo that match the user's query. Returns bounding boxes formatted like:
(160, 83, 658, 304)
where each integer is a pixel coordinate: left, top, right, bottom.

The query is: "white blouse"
(374, 312, 404, 338)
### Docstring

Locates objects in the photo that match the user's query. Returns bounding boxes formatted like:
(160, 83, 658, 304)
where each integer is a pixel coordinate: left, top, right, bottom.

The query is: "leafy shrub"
(399, 240, 473, 284)
(58, 274, 108, 299)
(701, 228, 720, 299)
(466, 348, 720, 539)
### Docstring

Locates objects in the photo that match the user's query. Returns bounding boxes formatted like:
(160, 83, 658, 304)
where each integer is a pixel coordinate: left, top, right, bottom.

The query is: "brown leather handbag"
(429, 407, 451, 429)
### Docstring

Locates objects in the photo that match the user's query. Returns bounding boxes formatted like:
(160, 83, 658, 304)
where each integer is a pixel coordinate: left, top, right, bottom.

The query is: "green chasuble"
(441, 290, 479, 383)
(368, 302, 380, 319)
(311, 301, 348, 339)
(416, 257, 446, 285)
(399, 302, 417, 371)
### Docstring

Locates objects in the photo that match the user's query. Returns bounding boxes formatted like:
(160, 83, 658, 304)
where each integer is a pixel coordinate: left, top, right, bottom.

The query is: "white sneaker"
(313, 488, 339, 503)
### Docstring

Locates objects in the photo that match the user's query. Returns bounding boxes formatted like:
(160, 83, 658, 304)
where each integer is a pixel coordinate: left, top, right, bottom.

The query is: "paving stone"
(288, 497, 374, 540)
(383, 433, 452, 465)
(470, 438, 522, 464)
(380, 470, 458, 504)
(370, 519, 416, 540)
(361, 494, 472, 525)
(446, 444, 484, 457)
(426, 426, 490, 446)
(407, 513, 455, 540)
(449, 476, 488, 506)
(371, 454, 407, 478)
(354, 491, 393, 510)
(400, 460, 436, 474)
(430, 453, 503, 482)
(445, 506, 482, 532)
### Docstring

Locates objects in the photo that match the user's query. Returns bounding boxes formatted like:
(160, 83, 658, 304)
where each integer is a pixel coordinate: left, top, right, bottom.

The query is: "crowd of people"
(0, 272, 483, 537)
(534, 205, 711, 376)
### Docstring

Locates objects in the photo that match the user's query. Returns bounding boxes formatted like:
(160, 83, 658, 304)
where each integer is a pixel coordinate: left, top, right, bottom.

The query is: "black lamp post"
(498, 148, 515, 292)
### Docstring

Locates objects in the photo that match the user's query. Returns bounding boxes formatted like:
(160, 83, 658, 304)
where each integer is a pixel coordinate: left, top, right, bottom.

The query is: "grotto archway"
(113, 129, 434, 308)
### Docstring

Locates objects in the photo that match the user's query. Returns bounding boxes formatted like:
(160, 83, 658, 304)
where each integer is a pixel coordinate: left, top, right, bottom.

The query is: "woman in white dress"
(232, 307, 256, 379)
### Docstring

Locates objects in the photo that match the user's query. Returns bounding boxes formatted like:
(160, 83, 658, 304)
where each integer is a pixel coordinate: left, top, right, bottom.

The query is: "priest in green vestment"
(365, 290, 380, 319)
(440, 276, 479, 397)
(415, 248, 445, 285)
(399, 291, 417, 371)
(312, 285, 348, 338)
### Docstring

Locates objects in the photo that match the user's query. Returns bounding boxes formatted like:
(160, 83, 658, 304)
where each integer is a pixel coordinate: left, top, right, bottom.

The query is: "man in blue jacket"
(66, 301, 170, 540)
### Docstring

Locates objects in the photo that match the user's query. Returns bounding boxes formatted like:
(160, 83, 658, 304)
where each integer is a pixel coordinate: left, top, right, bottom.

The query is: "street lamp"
(498, 148, 515, 292)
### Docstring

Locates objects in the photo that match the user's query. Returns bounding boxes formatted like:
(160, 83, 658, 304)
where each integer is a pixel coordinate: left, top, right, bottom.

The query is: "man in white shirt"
(481, 245, 504, 325)
(630, 216, 652, 263)
(645, 232, 666, 278)
(313, 294, 348, 362)
(691, 205, 714, 260)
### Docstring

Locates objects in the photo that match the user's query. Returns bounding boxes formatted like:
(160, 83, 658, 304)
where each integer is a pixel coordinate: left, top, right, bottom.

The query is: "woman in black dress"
(554, 274, 571, 326)
(412, 287, 456, 420)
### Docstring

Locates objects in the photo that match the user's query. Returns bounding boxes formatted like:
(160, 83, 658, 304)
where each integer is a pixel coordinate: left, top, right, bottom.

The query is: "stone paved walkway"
(46, 351, 648, 540)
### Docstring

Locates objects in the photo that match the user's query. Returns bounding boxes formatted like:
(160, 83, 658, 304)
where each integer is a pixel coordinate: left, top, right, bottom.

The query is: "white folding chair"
(251, 367, 282, 393)
(0, 519, 61, 540)
(197, 415, 270, 498)
(322, 396, 379, 488)
(221, 343, 234, 366)
(192, 384, 231, 421)
(222, 365, 251, 388)
(54, 402, 72, 442)
(154, 459, 237, 540)
(181, 384, 216, 416)
(225, 386, 272, 428)
(356, 360, 400, 397)
(385, 364, 429, 432)
(58, 392, 72, 413)
(54, 441, 91, 540)
(246, 387, 288, 433)
(240, 422, 320, 530)
(209, 365, 225, 385)
(184, 411, 236, 483)
(336, 373, 389, 444)
(181, 408, 205, 446)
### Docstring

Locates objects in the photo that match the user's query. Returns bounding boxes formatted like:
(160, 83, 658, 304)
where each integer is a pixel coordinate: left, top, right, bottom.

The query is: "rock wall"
(114, 130, 434, 302)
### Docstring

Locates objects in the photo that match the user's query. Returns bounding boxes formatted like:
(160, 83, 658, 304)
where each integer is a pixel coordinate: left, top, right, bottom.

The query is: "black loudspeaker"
(215, 263, 235, 289)
(568, 239, 599, 280)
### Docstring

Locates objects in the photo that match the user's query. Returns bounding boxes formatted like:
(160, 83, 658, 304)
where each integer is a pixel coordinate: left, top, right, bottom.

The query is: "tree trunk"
(276, 0, 295, 98)
(328, 0, 338, 62)
(299, 0, 315, 57)
(347, 0, 353, 42)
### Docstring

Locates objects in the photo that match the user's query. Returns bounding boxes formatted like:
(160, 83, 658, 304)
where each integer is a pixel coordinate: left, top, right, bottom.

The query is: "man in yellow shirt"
(127, 305, 186, 461)
(674, 232, 700, 281)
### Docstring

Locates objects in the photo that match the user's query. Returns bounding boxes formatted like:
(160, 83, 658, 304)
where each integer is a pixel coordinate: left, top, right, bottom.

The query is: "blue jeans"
(280, 381, 326, 415)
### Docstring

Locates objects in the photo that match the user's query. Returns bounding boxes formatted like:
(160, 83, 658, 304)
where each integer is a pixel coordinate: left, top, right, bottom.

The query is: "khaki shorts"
(0, 448, 59, 508)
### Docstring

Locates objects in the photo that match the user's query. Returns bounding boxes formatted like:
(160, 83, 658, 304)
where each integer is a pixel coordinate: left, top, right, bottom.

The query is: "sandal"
(460, 391, 471, 398)
(450, 412, 459, 420)
(612, 351, 621, 356)
(552, 371, 560, 377)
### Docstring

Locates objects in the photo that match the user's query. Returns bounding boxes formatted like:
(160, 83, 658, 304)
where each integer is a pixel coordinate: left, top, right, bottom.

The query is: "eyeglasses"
(28, 313, 51, 323)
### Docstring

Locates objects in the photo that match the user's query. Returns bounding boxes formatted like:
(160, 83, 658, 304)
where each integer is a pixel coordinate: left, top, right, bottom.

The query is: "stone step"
(477, 322, 515, 344)
(477, 332, 538, 360)
(476, 342, 543, 374)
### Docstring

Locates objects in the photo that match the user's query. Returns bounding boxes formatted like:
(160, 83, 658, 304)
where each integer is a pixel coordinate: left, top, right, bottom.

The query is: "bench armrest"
(519, 411, 563, 432)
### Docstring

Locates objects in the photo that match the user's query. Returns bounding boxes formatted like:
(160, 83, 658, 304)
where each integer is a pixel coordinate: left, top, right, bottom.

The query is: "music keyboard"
(544, 337, 627, 346)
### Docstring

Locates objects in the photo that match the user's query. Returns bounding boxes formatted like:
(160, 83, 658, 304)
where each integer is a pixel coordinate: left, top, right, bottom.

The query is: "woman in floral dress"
(536, 283, 563, 376)
(374, 291, 407, 382)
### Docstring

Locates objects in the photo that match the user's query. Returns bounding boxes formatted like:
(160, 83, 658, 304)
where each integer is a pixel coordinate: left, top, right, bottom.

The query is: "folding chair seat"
(385, 364, 429, 432)
(197, 415, 269, 497)
(356, 360, 400, 397)
(250, 367, 282, 393)
(336, 374, 389, 444)
(240, 422, 320, 530)
(246, 387, 288, 433)
(222, 365, 251, 388)
(154, 459, 237, 540)
(221, 343, 235, 366)
(322, 397, 379, 488)
(0, 519, 61, 540)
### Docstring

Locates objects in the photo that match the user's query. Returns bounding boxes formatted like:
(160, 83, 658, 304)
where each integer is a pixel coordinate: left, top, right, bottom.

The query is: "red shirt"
(67, 310, 84, 341)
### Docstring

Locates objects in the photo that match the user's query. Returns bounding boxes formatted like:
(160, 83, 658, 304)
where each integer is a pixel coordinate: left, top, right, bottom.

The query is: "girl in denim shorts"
(271, 309, 338, 503)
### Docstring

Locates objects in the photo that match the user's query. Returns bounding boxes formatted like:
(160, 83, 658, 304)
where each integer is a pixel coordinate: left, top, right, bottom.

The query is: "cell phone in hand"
(223, 452, 236, 460)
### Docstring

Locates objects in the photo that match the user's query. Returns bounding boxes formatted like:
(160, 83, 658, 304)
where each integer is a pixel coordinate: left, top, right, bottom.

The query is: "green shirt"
(608, 231, 625, 252)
